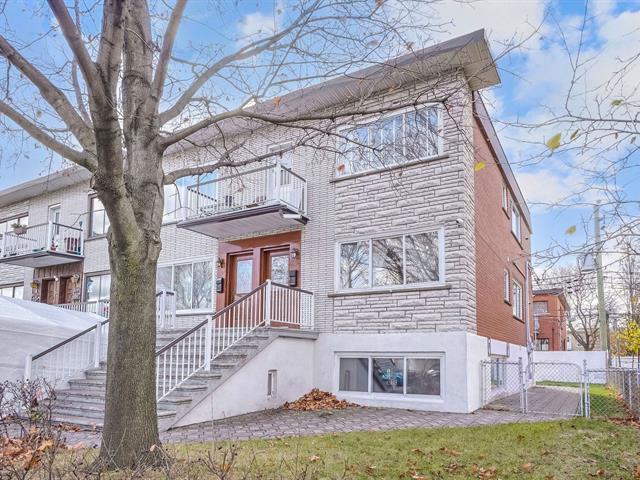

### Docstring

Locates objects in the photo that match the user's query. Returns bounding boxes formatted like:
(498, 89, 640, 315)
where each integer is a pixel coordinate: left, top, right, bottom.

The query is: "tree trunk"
(98, 237, 162, 468)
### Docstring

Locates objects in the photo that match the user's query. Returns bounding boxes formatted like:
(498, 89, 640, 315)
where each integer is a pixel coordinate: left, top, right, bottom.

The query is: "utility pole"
(594, 202, 608, 353)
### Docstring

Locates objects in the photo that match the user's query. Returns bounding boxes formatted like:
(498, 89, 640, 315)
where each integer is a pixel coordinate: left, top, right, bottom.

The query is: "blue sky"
(0, 0, 638, 268)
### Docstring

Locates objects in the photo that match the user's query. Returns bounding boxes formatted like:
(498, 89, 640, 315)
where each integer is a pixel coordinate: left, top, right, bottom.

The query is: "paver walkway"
(485, 386, 582, 416)
(59, 407, 562, 447)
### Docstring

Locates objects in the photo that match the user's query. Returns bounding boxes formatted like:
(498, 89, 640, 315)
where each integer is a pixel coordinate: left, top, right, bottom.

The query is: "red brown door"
(41, 279, 56, 305)
(59, 277, 74, 304)
(262, 248, 291, 286)
(228, 253, 255, 304)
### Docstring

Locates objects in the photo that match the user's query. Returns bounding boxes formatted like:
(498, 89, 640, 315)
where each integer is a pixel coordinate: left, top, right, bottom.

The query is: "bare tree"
(0, 0, 493, 469)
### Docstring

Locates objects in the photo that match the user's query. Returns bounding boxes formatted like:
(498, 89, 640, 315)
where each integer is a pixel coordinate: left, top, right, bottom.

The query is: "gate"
(481, 359, 583, 417)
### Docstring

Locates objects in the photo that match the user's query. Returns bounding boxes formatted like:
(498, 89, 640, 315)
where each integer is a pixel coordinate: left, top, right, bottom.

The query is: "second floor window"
(163, 173, 217, 222)
(338, 230, 443, 291)
(533, 301, 549, 315)
(0, 215, 29, 236)
(512, 281, 523, 319)
(503, 270, 510, 302)
(90, 197, 110, 237)
(511, 204, 521, 241)
(337, 105, 441, 176)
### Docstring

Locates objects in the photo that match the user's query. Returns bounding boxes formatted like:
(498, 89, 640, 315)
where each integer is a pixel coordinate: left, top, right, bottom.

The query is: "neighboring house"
(533, 288, 569, 351)
(0, 30, 532, 426)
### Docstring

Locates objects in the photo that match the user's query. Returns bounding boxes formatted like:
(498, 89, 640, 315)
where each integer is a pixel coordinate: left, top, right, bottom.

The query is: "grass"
(159, 419, 639, 479)
(16, 419, 640, 478)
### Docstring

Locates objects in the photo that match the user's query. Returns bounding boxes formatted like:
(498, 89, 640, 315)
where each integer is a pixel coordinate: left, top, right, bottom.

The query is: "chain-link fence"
(586, 367, 640, 418)
(482, 359, 640, 419)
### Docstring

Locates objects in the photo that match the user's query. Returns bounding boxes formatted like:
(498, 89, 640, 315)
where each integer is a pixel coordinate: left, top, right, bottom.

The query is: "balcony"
(0, 221, 84, 267)
(177, 163, 308, 238)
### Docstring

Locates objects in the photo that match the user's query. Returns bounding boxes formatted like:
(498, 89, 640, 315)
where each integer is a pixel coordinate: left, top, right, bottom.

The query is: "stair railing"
(155, 280, 314, 400)
(155, 282, 268, 400)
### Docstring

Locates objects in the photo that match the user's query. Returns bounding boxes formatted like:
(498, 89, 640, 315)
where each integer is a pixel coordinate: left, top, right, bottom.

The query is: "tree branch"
(158, 0, 320, 125)
(47, 0, 106, 107)
(0, 99, 96, 170)
(0, 35, 96, 152)
(150, 0, 188, 107)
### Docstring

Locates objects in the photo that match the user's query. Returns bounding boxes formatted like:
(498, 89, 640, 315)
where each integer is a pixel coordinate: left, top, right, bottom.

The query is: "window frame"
(84, 272, 111, 302)
(533, 300, 549, 315)
(0, 214, 29, 237)
(335, 228, 445, 293)
(503, 270, 511, 303)
(512, 280, 523, 320)
(88, 195, 110, 238)
(156, 256, 215, 314)
(0, 283, 24, 299)
(335, 103, 444, 177)
(163, 172, 218, 224)
(501, 185, 509, 213)
(337, 353, 444, 399)
(511, 204, 522, 242)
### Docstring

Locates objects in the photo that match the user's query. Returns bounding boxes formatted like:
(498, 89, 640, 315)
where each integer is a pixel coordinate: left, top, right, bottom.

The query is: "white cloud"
(237, 1, 284, 40)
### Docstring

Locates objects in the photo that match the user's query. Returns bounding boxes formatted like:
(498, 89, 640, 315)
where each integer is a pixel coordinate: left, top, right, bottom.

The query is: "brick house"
(0, 30, 532, 427)
(533, 288, 569, 351)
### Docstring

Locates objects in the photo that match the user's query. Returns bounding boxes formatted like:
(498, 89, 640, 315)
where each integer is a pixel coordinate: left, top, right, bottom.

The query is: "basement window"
(338, 355, 442, 397)
(267, 370, 277, 398)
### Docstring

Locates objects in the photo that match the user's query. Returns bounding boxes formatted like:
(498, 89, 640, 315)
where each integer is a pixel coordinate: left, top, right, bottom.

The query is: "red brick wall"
(473, 118, 532, 346)
(533, 293, 568, 351)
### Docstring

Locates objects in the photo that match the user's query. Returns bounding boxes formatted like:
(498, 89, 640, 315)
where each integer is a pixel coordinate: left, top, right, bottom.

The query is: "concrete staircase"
(50, 328, 274, 431)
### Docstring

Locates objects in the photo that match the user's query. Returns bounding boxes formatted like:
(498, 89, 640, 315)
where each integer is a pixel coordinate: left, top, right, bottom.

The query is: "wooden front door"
(228, 253, 255, 303)
(59, 277, 74, 304)
(41, 279, 56, 305)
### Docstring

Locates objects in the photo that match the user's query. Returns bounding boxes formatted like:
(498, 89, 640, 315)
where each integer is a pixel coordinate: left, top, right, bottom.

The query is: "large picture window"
(85, 273, 111, 302)
(339, 355, 441, 397)
(156, 260, 214, 311)
(337, 105, 441, 176)
(0, 284, 23, 299)
(338, 230, 443, 291)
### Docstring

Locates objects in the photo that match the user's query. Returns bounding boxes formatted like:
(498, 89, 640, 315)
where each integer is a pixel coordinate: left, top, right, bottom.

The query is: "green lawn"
(158, 419, 639, 479)
(17, 419, 640, 478)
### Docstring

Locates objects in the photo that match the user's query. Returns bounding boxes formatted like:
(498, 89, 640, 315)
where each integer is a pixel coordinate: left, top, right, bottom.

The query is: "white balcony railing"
(184, 163, 307, 220)
(0, 221, 84, 259)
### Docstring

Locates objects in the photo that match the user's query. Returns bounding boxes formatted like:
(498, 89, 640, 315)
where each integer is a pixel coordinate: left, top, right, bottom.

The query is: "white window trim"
(157, 256, 216, 314)
(501, 185, 509, 212)
(512, 280, 523, 320)
(511, 204, 522, 242)
(335, 103, 444, 177)
(503, 270, 510, 303)
(336, 352, 444, 400)
(334, 228, 445, 294)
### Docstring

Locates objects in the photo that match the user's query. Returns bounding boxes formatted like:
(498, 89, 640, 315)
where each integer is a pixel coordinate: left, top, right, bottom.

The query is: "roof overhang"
(0, 167, 91, 208)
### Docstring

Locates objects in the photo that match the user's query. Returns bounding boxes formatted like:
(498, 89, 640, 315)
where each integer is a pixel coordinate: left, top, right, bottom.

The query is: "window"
(0, 284, 23, 299)
(511, 204, 521, 241)
(533, 301, 548, 315)
(89, 196, 110, 237)
(501, 185, 509, 211)
(338, 355, 441, 397)
(490, 357, 506, 389)
(156, 260, 214, 311)
(267, 370, 277, 398)
(0, 215, 29, 236)
(338, 230, 443, 291)
(512, 280, 523, 319)
(163, 173, 217, 223)
(337, 105, 441, 176)
(85, 273, 111, 302)
(535, 339, 550, 351)
(503, 270, 510, 302)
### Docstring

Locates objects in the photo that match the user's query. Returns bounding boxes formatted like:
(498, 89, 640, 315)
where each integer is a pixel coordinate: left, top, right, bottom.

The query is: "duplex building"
(0, 30, 532, 426)
(532, 289, 569, 351)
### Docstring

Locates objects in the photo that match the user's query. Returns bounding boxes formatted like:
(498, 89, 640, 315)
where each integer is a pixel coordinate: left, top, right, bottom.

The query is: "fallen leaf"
(308, 455, 320, 462)
(546, 133, 562, 151)
(522, 462, 534, 473)
(283, 389, 358, 411)
(439, 446, 461, 457)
